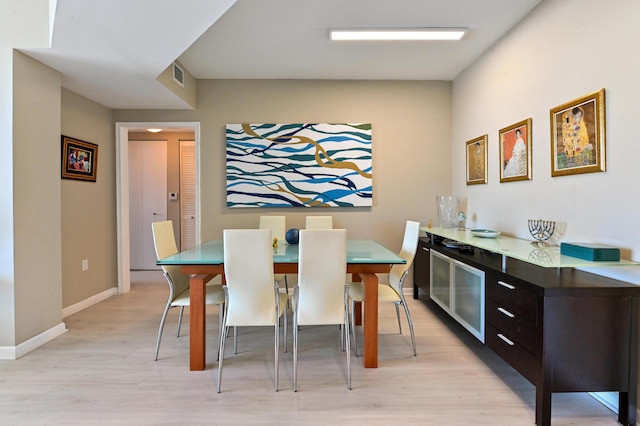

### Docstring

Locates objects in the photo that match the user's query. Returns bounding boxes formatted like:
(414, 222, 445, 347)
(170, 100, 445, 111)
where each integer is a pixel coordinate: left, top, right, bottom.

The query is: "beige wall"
(12, 51, 63, 343)
(114, 79, 452, 260)
(61, 89, 117, 307)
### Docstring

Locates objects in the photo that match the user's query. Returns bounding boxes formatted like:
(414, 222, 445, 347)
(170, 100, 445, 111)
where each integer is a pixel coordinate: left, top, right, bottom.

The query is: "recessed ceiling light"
(147, 128, 162, 133)
(330, 28, 467, 41)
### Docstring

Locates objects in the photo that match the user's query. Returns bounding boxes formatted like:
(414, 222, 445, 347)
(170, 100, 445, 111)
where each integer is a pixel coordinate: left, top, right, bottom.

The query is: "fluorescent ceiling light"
(330, 28, 466, 41)
(147, 128, 162, 133)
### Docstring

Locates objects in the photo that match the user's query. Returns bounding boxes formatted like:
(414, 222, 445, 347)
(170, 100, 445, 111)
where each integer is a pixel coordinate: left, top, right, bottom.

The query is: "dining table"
(156, 239, 405, 371)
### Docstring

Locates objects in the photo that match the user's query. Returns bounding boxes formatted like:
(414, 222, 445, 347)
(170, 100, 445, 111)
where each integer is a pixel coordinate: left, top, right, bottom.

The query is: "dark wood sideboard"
(413, 236, 639, 426)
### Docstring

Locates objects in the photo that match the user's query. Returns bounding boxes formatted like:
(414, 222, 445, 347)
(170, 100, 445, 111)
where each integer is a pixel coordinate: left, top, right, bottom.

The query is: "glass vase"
(436, 195, 458, 228)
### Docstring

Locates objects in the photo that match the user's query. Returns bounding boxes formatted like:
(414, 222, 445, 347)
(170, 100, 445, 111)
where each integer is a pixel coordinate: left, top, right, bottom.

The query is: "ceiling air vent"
(172, 62, 184, 87)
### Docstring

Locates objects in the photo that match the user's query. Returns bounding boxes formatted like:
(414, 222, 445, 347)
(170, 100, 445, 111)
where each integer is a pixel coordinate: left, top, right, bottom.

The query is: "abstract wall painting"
(226, 123, 372, 207)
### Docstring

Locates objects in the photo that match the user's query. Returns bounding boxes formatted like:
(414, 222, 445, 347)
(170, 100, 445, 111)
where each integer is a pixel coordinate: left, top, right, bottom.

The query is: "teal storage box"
(560, 242, 620, 261)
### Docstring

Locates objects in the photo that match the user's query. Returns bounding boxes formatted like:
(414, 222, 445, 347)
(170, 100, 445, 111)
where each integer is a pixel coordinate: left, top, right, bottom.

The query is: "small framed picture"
(61, 135, 98, 182)
(499, 118, 532, 183)
(466, 135, 488, 185)
(550, 89, 606, 177)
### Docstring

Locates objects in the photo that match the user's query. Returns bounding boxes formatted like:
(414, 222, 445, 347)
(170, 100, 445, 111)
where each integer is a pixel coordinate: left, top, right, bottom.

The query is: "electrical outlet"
(82, 259, 89, 271)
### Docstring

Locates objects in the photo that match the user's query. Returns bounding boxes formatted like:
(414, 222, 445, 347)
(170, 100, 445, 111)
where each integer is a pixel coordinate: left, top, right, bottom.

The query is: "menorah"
(528, 219, 556, 246)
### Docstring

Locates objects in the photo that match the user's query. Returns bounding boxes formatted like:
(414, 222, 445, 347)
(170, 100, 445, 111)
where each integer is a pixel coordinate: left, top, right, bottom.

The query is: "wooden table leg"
(361, 272, 379, 368)
(352, 273, 363, 326)
(189, 274, 210, 371)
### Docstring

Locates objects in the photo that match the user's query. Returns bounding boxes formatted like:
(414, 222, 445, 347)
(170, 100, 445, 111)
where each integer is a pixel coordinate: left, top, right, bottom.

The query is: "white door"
(129, 140, 167, 270)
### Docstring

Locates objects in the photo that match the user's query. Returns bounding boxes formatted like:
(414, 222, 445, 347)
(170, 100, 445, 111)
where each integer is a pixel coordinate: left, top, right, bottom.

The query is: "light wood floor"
(0, 271, 620, 425)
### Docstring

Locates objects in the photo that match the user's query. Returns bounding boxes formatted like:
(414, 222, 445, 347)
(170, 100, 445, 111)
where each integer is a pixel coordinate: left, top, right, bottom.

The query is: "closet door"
(179, 140, 196, 250)
(129, 140, 167, 270)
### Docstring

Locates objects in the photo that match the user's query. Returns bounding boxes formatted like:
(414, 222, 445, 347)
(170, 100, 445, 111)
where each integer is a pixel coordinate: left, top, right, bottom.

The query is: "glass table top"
(157, 239, 405, 265)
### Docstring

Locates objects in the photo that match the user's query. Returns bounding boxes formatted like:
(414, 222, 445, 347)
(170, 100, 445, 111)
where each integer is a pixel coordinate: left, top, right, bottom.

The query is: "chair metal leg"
(346, 321, 351, 390)
(177, 306, 185, 337)
(216, 306, 223, 361)
(217, 327, 227, 393)
(233, 326, 237, 354)
(154, 301, 172, 361)
(293, 307, 298, 392)
(394, 303, 402, 334)
(400, 296, 417, 356)
(345, 291, 351, 390)
(282, 307, 288, 353)
(217, 308, 229, 393)
(275, 317, 280, 392)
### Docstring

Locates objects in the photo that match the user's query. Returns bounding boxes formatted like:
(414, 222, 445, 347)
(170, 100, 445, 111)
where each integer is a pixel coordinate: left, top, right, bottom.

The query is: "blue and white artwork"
(226, 123, 372, 207)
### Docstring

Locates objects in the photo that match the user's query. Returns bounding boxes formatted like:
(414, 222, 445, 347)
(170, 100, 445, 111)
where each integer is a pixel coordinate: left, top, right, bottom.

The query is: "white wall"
(0, 0, 56, 350)
(452, 0, 640, 282)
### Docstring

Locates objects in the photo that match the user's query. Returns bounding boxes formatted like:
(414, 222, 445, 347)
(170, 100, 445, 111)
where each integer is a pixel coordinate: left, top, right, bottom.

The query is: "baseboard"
(0, 288, 117, 360)
(0, 322, 67, 360)
(62, 287, 118, 318)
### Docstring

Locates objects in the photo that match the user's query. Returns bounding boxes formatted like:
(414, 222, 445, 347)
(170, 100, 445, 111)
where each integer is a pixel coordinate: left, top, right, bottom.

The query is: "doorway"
(115, 122, 200, 294)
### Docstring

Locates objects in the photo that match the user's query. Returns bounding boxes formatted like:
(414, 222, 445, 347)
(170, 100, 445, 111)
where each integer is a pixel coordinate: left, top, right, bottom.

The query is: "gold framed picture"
(61, 135, 98, 182)
(499, 118, 532, 183)
(466, 135, 487, 185)
(550, 89, 605, 177)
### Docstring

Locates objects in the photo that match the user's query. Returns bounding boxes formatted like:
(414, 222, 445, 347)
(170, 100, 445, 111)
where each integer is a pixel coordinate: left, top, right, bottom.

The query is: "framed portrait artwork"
(466, 135, 487, 185)
(550, 89, 606, 177)
(61, 135, 98, 182)
(499, 118, 532, 183)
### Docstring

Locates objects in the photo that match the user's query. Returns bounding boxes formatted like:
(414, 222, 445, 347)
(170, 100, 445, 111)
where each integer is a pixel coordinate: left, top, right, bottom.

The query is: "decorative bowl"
(285, 228, 299, 244)
(469, 229, 500, 238)
(442, 239, 461, 248)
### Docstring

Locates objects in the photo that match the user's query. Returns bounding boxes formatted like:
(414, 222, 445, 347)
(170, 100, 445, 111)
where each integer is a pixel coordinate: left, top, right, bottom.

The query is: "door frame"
(115, 122, 201, 294)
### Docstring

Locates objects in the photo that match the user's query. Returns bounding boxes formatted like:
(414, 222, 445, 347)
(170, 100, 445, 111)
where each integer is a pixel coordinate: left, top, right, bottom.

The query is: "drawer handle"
(497, 280, 515, 290)
(497, 333, 515, 346)
(421, 247, 430, 252)
(498, 307, 515, 318)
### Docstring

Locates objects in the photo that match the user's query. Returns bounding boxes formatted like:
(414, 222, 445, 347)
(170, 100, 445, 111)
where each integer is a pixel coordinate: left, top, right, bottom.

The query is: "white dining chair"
(217, 229, 289, 393)
(259, 215, 290, 295)
(151, 220, 225, 361)
(305, 215, 333, 229)
(349, 220, 420, 357)
(293, 229, 351, 391)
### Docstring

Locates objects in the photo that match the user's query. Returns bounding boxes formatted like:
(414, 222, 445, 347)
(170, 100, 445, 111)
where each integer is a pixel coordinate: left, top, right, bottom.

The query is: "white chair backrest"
(152, 220, 178, 259)
(296, 229, 347, 325)
(259, 215, 286, 243)
(223, 229, 277, 326)
(152, 220, 189, 296)
(305, 215, 333, 229)
(389, 220, 421, 293)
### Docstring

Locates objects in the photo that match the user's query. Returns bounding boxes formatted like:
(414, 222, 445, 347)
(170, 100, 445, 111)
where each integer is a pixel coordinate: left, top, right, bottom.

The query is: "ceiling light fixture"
(147, 128, 162, 133)
(330, 28, 467, 41)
